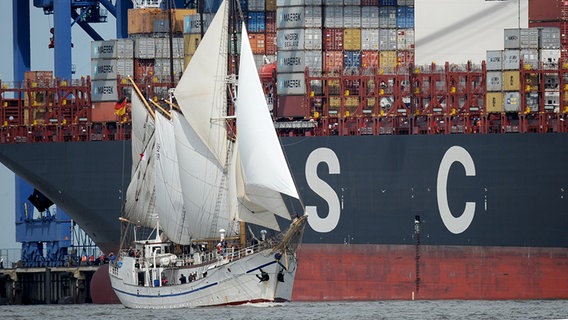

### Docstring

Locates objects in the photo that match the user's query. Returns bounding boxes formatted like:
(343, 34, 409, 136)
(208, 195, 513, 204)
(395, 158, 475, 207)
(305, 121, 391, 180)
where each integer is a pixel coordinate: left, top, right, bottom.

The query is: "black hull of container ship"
(1, 133, 568, 300)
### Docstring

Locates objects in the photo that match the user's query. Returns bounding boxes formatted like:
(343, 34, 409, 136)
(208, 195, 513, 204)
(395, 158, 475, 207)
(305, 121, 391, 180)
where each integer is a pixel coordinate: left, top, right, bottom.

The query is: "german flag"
(114, 97, 127, 116)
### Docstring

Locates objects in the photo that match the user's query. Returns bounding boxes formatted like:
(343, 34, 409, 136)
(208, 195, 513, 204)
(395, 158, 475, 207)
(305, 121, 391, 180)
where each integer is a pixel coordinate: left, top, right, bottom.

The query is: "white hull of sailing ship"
(109, 246, 299, 308)
(109, 0, 306, 309)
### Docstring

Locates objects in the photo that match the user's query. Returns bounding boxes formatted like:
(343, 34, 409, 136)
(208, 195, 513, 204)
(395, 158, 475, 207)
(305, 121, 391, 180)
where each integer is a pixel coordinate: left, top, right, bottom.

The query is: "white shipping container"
(398, 0, 414, 5)
(91, 39, 134, 59)
(379, 28, 397, 51)
(538, 27, 561, 49)
(379, 6, 397, 29)
(305, 0, 322, 4)
(154, 58, 185, 78)
(305, 28, 322, 50)
(504, 28, 539, 49)
(305, 50, 323, 70)
(343, 6, 361, 29)
(504, 92, 520, 112)
(544, 74, 560, 90)
(91, 58, 134, 80)
(503, 49, 520, 70)
(397, 29, 414, 50)
(277, 72, 306, 95)
(278, 6, 305, 29)
(344, 0, 361, 5)
(183, 13, 212, 34)
(361, 6, 379, 29)
(520, 49, 539, 70)
(526, 92, 539, 112)
(248, 0, 265, 11)
(134, 37, 156, 59)
(486, 71, 503, 91)
(278, 51, 305, 73)
(277, 29, 305, 51)
(540, 49, 560, 70)
(361, 29, 379, 50)
(324, 0, 343, 5)
(324, 6, 343, 28)
(486, 50, 503, 71)
(277, 0, 306, 6)
(305, 6, 322, 28)
(154, 37, 184, 59)
(91, 79, 118, 102)
(544, 92, 560, 110)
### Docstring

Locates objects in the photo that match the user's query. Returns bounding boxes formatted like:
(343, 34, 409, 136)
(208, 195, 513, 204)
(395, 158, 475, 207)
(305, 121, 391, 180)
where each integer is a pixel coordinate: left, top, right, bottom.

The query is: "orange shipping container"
(361, 51, 379, 69)
(248, 33, 266, 55)
(128, 8, 196, 34)
(265, 33, 276, 55)
(92, 101, 120, 122)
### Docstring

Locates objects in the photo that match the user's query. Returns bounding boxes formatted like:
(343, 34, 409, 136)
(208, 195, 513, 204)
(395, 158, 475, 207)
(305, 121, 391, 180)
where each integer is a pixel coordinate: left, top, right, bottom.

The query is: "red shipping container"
(324, 51, 344, 73)
(276, 95, 306, 118)
(361, 50, 379, 69)
(324, 28, 344, 51)
(361, 0, 378, 5)
(265, 11, 276, 33)
(134, 59, 155, 82)
(529, 0, 565, 22)
(397, 50, 415, 68)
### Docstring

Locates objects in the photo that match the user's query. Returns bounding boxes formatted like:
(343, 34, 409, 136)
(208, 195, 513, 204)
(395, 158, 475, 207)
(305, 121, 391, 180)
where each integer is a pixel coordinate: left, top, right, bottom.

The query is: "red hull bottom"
(292, 244, 568, 301)
(92, 244, 568, 303)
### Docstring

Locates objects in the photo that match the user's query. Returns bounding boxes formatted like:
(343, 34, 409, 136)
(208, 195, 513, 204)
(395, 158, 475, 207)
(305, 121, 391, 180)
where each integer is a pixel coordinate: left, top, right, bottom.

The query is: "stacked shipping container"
(485, 27, 561, 115)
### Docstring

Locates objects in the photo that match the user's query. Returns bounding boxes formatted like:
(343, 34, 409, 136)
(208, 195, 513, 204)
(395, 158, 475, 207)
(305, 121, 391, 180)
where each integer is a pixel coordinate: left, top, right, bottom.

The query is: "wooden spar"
(127, 75, 156, 119)
(163, 99, 182, 112)
(148, 99, 172, 119)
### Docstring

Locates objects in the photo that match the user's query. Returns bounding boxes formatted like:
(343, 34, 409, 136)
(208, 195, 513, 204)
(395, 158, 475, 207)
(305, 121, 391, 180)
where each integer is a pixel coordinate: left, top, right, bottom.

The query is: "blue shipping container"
(344, 51, 362, 68)
(248, 11, 266, 33)
(397, 6, 414, 29)
(379, 0, 397, 6)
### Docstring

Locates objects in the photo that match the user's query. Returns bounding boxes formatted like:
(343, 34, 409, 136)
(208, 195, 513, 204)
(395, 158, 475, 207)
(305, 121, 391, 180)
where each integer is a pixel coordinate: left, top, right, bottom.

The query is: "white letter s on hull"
(305, 148, 341, 233)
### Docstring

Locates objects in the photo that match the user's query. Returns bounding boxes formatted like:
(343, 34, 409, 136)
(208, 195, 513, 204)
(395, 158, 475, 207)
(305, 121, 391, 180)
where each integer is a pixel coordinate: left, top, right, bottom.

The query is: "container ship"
(1, 0, 568, 302)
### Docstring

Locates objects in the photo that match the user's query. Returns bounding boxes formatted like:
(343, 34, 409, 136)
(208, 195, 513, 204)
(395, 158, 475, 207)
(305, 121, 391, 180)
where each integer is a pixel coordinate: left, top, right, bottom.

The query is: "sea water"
(1, 300, 567, 320)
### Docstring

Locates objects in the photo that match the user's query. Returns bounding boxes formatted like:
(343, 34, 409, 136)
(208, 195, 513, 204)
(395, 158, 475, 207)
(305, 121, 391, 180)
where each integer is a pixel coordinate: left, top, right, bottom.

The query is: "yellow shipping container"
(329, 96, 341, 109)
(184, 54, 193, 69)
(503, 71, 520, 91)
(183, 34, 201, 55)
(486, 92, 504, 113)
(265, 0, 276, 11)
(379, 51, 397, 70)
(343, 29, 361, 51)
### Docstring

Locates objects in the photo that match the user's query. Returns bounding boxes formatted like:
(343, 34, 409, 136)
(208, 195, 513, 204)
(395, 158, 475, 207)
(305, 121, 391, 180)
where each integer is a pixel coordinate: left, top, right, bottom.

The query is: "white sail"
(174, 0, 229, 167)
(154, 111, 190, 244)
(124, 93, 157, 228)
(228, 143, 281, 231)
(130, 94, 154, 177)
(172, 111, 233, 240)
(235, 24, 300, 221)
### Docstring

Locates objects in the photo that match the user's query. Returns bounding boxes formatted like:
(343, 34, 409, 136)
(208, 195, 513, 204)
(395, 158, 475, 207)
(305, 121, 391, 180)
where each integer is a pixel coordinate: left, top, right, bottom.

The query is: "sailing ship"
(108, 0, 307, 309)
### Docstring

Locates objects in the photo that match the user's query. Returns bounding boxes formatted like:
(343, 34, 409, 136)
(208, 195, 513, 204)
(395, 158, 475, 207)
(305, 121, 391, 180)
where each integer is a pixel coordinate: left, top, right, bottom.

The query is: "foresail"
(228, 142, 281, 231)
(154, 111, 190, 244)
(174, 0, 229, 167)
(235, 24, 300, 221)
(172, 111, 234, 240)
(124, 93, 156, 228)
